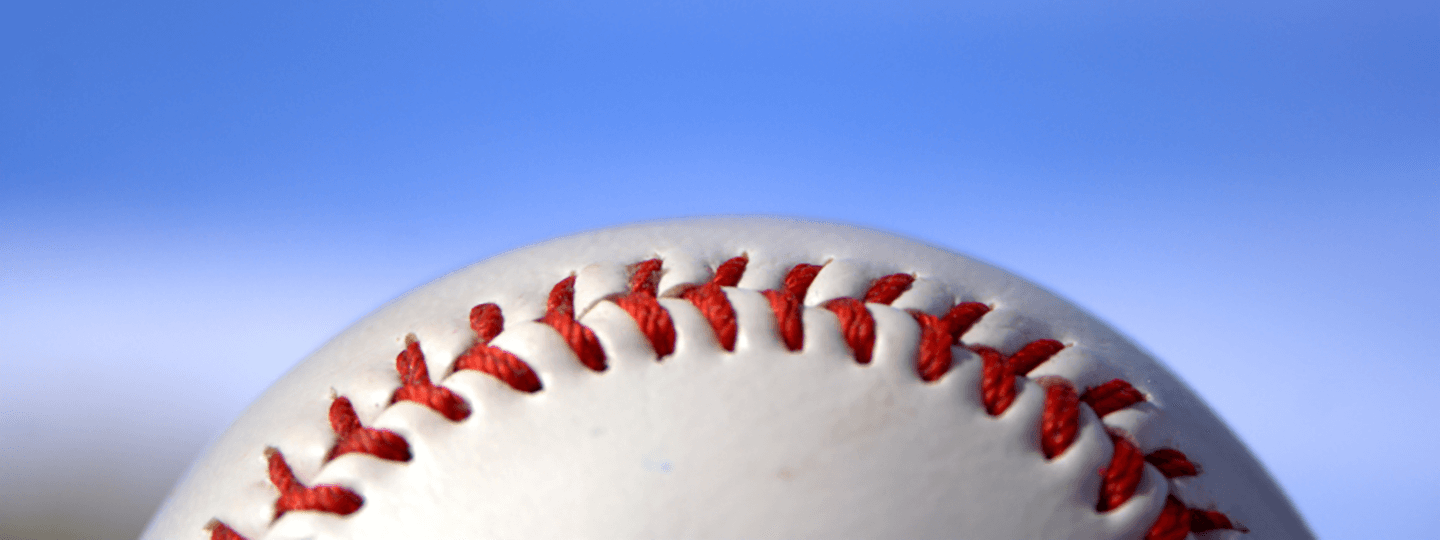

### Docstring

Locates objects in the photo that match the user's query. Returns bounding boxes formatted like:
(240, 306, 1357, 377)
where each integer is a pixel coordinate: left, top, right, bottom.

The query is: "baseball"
(142, 217, 1312, 540)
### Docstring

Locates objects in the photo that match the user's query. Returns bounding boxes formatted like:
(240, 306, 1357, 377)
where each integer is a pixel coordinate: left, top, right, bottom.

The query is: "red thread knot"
(390, 337, 471, 421)
(454, 304, 543, 393)
(539, 276, 607, 371)
(325, 397, 411, 463)
(266, 448, 363, 520)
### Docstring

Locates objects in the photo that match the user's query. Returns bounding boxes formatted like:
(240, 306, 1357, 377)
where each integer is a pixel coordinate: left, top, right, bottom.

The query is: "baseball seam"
(204, 256, 1243, 540)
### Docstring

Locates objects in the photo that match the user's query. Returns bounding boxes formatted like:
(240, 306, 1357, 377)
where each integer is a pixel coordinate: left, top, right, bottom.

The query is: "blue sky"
(2, 1, 1436, 539)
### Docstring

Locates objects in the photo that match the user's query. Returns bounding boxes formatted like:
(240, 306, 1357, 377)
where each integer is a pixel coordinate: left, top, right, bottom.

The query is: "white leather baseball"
(143, 217, 1312, 540)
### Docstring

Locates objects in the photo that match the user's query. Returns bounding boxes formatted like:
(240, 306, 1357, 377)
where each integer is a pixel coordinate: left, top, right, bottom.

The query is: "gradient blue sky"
(2, 1, 1436, 539)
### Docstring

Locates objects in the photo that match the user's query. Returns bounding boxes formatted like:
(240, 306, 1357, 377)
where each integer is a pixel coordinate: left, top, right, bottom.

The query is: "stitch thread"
(265, 449, 363, 520)
(325, 397, 411, 463)
(940, 302, 990, 341)
(539, 276, 607, 372)
(762, 289, 804, 351)
(824, 297, 875, 364)
(680, 256, 747, 351)
(863, 273, 915, 304)
(1081, 379, 1147, 417)
(911, 311, 953, 382)
(1147, 497, 1191, 540)
(454, 304, 543, 392)
(1097, 432, 1146, 513)
(206, 520, 244, 540)
(979, 348, 1018, 415)
(1145, 448, 1200, 478)
(1038, 378, 1080, 460)
(613, 259, 676, 358)
(782, 263, 823, 299)
(207, 257, 1241, 540)
(1192, 508, 1246, 533)
(390, 336, 470, 421)
(759, 263, 821, 352)
(1007, 339, 1067, 376)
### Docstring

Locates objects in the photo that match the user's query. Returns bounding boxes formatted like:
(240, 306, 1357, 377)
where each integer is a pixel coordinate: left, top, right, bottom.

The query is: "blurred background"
(1, 1, 1435, 539)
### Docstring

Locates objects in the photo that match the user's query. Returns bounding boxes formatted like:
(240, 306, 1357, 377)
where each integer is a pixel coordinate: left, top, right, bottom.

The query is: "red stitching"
(782, 263, 823, 299)
(1097, 431, 1145, 512)
(390, 336, 470, 421)
(680, 256, 747, 351)
(824, 297, 875, 364)
(911, 311, 952, 382)
(1146, 496, 1246, 539)
(1081, 379, 1147, 417)
(1145, 448, 1200, 478)
(1191, 508, 1247, 533)
(1146, 496, 1191, 540)
(710, 255, 747, 287)
(613, 259, 676, 359)
(266, 448, 362, 520)
(205, 520, 245, 540)
(863, 273, 915, 304)
(762, 289, 804, 351)
(762, 263, 824, 352)
(978, 347, 1018, 415)
(1038, 378, 1080, 459)
(325, 397, 411, 463)
(1007, 339, 1067, 376)
(974, 340, 1069, 416)
(454, 304, 543, 393)
(212, 257, 1242, 537)
(941, 302, 990, 342)
(539, 276, 607, 372)
(628, 259, 664, 296)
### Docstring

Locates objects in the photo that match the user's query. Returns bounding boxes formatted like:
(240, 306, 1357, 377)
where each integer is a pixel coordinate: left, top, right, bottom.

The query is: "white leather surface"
(142, 217, 1312, 540)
